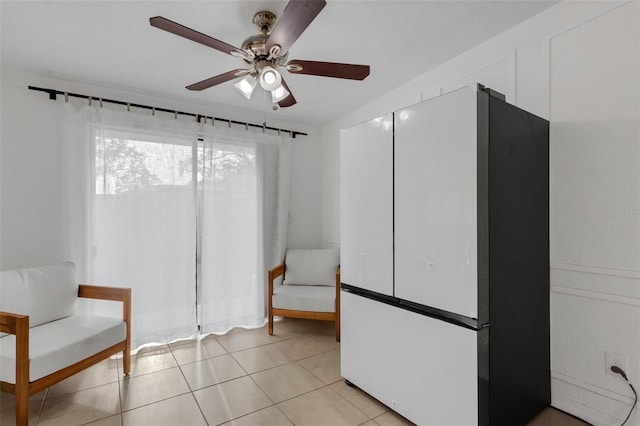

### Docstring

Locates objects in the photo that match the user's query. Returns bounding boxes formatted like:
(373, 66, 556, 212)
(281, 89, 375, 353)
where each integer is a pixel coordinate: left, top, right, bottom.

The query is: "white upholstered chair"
(267, 248, 340, 341)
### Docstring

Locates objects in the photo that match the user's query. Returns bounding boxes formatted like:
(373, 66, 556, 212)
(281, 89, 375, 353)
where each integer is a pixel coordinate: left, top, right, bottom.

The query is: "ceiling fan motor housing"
(253, 11, 276, 34)
(241, 11, 281, 62)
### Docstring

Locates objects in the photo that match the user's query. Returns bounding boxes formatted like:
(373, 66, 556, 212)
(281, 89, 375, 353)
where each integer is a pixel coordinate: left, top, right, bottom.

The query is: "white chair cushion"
(0, 315, 126, 383)
(0, 262, 78, 328)
(273, 284, 336, 313)
(283, 248, 339, 286)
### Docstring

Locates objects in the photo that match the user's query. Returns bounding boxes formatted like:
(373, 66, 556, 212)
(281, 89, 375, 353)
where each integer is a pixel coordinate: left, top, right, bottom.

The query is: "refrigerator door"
(341, 291, 479, 426)
(394, 87, 478, 318)
(340, 115, 394, 296)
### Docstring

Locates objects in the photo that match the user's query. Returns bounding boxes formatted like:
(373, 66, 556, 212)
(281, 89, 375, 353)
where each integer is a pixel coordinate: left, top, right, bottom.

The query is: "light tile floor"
(1, 318, 589, 426)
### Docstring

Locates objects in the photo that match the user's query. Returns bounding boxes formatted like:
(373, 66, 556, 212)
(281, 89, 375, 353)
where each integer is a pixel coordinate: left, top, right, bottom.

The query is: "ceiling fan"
(149, 0, 370, 108)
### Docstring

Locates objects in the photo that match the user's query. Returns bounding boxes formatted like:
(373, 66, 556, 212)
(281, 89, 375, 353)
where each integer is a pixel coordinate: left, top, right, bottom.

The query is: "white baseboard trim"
(552, 394, 621, 426)
(552, 373, 638, 426)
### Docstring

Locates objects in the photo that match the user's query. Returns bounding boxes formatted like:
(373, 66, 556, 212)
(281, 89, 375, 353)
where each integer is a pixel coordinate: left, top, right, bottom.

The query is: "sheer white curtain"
(64, 103, 199, 348)
(62, 101, 291, 348)
(197, 125, 291, 334)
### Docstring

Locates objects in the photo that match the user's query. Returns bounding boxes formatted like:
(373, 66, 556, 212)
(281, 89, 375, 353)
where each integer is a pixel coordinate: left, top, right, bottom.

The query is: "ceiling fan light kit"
(271, 85, 290, 103)
(259, 66, 282, 91)
(149, 0, 370, 108)
(234, 75, 258, 99)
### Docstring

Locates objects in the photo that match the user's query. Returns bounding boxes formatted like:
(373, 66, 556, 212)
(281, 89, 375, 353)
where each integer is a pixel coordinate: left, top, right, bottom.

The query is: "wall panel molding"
(552, 263, 640, 279)
(551, 284, 640, 307)
(439, 51, 517, 102)
(551, 263, 640, 303)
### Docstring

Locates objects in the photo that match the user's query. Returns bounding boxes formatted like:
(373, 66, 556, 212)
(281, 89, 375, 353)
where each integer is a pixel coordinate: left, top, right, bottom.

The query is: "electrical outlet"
(605, 351, 628, 377)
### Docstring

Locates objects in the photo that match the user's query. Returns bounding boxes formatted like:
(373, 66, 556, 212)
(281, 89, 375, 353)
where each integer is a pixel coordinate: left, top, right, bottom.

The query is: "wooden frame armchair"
(267, 248, 340, 341)
(0, 284, 131, 426)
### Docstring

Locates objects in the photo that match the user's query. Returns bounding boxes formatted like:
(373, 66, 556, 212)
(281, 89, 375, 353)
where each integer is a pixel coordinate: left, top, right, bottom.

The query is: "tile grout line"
(116, 355, 123, 426)
(171, 334, 216, 426)
(33, 388, 48, 426)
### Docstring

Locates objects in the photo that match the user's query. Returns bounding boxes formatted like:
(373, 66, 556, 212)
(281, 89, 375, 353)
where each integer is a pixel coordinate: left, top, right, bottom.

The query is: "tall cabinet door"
(394, 88, 479, 318)
(340, 115, 394, 296)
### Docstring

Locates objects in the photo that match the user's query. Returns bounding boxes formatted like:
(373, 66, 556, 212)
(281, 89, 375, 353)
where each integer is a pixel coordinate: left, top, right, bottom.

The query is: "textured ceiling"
(1, 1, 556, 125)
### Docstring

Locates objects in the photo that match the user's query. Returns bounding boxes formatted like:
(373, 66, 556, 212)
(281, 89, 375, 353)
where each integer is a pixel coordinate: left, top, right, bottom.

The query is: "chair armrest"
(78, 284, 131, 371)
(268, 263, 285, 282)
(268, 263, 285, 300)
(0, 311, 30, 392)
(0, 311, 29, 335)
(78, 284, 130, 302)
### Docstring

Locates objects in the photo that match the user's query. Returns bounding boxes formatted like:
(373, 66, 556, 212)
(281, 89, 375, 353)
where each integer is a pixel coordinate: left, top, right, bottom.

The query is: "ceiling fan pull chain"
(88, 96, 92, 106)
(245, 122, 248, 131)
(211, 116, 215, 126)
(126, 102, 130, 112)
(228, 120, 231, 128)
(99, 98, 103, 108)
(174, 111, 178, 120)
(64, 92, 68, 103)
(152, 107, 155, 116)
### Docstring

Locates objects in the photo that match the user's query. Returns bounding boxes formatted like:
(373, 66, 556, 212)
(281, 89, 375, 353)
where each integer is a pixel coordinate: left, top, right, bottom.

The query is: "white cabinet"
(340, 115, 394, 296)
(394, 88, 478, 318)
(341, 291, 479, 426)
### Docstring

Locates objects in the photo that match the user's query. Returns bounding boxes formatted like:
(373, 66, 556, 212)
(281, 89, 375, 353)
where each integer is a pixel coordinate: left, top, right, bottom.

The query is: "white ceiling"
(1, 1, 556, 126)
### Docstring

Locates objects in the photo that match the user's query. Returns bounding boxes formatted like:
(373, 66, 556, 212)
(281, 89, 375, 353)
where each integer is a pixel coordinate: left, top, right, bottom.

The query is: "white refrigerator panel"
(394, 88, 478, 318)
(340, 116, 394, 296)
(341, 291, 479, 426)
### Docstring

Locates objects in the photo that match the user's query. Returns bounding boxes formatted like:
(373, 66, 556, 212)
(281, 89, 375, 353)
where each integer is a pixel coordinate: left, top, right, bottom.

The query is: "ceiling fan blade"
(278, 78, 297, 108)
(266, 0, 326, 56)
(186, 69, 249, 91)
(286, 60, 370, 80)
(150, 16, 246, 58)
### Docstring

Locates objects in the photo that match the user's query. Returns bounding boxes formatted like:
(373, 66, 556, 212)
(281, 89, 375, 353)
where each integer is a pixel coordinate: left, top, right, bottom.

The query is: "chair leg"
(335, 318, 340, 342)
(268, 309, 274, 335)
(123, 349, 131, 375)
(15, 387, 28, 426)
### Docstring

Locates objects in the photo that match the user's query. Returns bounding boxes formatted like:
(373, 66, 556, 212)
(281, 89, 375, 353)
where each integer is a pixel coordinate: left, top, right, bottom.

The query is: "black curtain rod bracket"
(28, 85, 307, 138)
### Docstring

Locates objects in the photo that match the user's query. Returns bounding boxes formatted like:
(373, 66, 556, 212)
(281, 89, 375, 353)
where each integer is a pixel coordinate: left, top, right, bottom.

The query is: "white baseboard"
(552, 373, 638, 426)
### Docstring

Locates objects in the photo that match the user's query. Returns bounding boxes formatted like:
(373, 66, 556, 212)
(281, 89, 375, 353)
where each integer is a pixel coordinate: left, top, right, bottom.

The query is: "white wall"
(0, 66, 323, 270)
(321, 1, 640, 425)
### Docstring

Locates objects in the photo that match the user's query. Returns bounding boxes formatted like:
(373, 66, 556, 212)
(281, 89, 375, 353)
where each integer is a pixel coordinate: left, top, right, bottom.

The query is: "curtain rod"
(27, 85, 307, 138)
